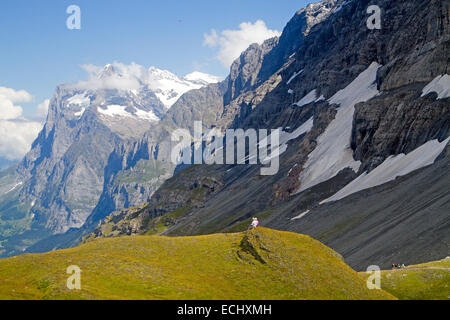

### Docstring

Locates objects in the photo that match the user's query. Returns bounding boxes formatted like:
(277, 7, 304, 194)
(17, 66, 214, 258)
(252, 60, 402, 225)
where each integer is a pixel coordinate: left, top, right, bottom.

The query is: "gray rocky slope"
(83, 0, 449, 271)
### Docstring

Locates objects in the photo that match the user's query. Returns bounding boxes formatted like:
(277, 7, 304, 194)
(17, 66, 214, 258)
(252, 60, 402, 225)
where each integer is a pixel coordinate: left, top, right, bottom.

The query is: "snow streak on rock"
(322, 137, 450, 203)
(421, 75, 450, 100)
(295, 62, 381, 193)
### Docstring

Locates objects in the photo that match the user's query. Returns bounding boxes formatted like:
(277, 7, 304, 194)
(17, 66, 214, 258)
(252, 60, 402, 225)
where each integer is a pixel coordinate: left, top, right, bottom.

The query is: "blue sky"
(0, 0, 310, 118)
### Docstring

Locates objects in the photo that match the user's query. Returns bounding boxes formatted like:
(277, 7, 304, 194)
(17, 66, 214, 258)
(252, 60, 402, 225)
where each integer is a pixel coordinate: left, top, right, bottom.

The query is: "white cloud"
(68, 62, 221, 107)
(70, 64, 142, 92)
(0, 87, 32, 103)
(79, 64, 103, 77)
(0, 119, 42, 160)
(0, 96, 22, 120)
(203, 20, 281, 67)
(79, 62, 177, 90)
(0, 86, 32, 120)
(68, 62, 160, 92)
(37, 99, 50, 119)
(0, 86, 43, 160)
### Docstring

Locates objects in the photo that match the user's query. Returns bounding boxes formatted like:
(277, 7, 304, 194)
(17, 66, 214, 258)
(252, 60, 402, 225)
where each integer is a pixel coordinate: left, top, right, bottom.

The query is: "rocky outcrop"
(352, 84, 450, 172)
(87, 166, 225, 239)
(224, 37, 279, 105)
(258, 0, 342, 82)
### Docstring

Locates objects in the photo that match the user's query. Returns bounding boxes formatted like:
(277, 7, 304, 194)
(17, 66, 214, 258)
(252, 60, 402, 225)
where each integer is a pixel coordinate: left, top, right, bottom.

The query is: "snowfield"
(291, 210, 310, 220)
(4, 181, 22, 195)
(97, 105, 159, 121)
(66, 93, 91, 107)
(74, 108, 86, 117)
(421, 74, 450, 100)
(147, 68, 222, 108)
(293, 89, 325, 107)
(295, 62, 381, 193)
(294, 89, 318, 107)
(287, 70, 304, 85)
(261, 117, 314, 163)
(322, 137, 450, 204)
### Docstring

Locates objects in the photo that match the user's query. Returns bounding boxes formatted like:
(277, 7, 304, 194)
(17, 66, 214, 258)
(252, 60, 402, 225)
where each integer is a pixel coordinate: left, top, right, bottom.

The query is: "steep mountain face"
(224, 37, 279, 105)
(23, 79, 228, 254)
(257, 0, 341, 82)
(224, 0, 341, 106)
(88, 0, 450, 270)
(0, 65, 220, 257)
(86, 81, 228, 227)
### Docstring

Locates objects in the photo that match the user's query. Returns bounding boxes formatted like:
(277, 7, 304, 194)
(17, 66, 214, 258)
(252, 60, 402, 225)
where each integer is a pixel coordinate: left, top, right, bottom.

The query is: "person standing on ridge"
(248, 217, 259, 230)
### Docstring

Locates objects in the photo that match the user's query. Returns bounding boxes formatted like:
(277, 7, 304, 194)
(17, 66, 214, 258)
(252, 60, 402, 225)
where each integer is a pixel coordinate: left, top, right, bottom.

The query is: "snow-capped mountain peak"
(144, 67, 222, 108)
(55, 63, 222, 135)
(90, 63, 221, 108)
(97, 64, 118, 79)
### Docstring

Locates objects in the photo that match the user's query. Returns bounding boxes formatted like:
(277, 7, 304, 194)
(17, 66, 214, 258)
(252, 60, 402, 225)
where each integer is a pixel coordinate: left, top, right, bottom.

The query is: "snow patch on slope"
(4, 181, 22, 195)
(334, 0, 353, 13)
(98, 105, 130, 118)
(421, 75, 450, 100)
(134, 109, 160, 121)
(66, 93, 90, 107)
(64, 93, 90, 118)
(322, 137, 450, 204)
(287, 70, 304, 85)
(74, 108, 86, 117)
(67, 93, 91, 106)
(261, 117, 314, 163)
(294, 89, 324, 107)
(291, 210, 310, 220)
(98, 105, 159, 121)
(295, 62, 381, 193)
(239, 117, 314, 164)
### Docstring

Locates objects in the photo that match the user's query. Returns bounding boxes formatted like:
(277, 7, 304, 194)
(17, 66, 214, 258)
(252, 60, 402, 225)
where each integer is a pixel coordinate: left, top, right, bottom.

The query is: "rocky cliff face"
(86, 81, 228, 227)
(224, 37, 279, 105)
(87, 0, 450, 270)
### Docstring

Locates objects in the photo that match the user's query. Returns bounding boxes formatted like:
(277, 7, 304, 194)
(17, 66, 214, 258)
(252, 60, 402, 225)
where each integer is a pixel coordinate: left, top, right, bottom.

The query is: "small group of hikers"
(392, 263, 406, 269)
(248, 217, 259, 230)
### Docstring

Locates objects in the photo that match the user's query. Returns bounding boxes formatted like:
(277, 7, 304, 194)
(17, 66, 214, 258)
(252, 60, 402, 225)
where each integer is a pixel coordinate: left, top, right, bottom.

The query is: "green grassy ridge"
(360, 258, 450, 300)
(0, 228, 394, 300)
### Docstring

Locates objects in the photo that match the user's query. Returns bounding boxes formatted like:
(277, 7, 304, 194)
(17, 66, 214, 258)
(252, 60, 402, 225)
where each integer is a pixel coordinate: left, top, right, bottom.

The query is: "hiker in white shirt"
(249, 217, 259, 230)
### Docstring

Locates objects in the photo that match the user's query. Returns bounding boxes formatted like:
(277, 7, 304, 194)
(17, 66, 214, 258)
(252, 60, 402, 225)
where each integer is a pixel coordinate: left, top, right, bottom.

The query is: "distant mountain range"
(0, 64, 221, 256)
